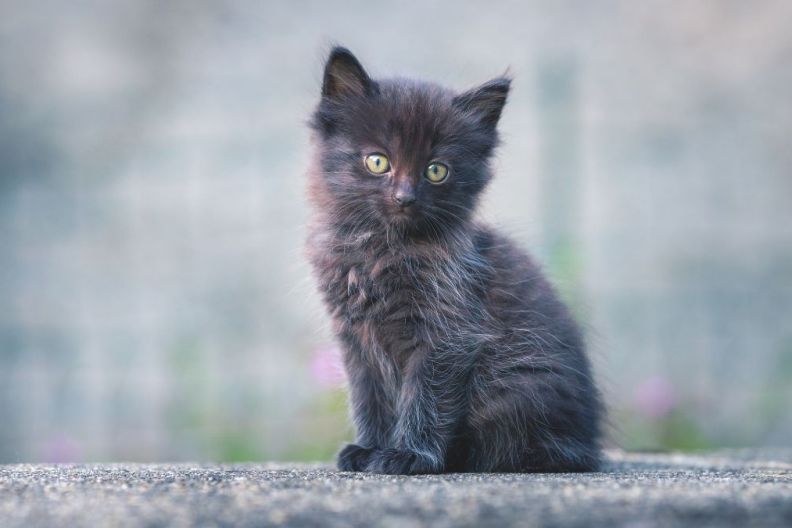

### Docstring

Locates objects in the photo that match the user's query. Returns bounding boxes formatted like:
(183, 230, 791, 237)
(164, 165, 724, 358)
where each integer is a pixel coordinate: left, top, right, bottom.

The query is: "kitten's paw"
(366, 448, 441, 475)
(337, 443, 375, 472)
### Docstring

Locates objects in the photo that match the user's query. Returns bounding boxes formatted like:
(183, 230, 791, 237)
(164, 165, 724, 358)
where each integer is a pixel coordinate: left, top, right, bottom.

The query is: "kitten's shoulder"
(471, 223, 542, 275)
(472, 223, 581, 334)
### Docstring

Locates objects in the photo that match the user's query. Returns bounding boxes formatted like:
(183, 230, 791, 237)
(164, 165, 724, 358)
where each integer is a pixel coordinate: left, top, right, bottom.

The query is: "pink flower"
(42, 433, 82, 463)
(310, 345, 346, 389)
(634, 376, 676, 418)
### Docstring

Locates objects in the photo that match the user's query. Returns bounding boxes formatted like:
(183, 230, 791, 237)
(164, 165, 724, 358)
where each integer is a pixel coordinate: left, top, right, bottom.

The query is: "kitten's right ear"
(453, 77, 511, 129)
(322, 47, 377, 99)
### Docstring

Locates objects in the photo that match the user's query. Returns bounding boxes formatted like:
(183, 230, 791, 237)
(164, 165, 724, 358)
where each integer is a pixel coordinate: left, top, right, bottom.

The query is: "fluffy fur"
(306, 47, 603, 474)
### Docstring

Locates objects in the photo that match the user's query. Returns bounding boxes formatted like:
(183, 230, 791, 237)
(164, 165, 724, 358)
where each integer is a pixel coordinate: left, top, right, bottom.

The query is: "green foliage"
(283, 389, 352, 462)
(616, 405, 713, 452)
(214, 431, 264, 462)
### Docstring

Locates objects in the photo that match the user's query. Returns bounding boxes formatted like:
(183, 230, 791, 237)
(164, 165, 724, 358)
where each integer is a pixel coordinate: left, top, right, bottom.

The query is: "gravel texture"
(1, 450, 790, 527)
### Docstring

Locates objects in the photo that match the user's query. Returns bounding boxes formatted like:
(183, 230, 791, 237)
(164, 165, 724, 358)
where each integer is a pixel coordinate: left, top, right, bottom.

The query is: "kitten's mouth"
(387, 205, 416, 222)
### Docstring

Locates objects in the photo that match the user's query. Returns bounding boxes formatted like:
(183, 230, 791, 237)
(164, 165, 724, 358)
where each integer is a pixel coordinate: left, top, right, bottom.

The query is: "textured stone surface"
(1, 450, 790, 527)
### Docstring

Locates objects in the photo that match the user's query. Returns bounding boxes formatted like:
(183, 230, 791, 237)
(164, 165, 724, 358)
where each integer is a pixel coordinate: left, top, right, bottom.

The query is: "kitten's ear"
(453, 77, 511, 129)
(322, 47, 377, 99)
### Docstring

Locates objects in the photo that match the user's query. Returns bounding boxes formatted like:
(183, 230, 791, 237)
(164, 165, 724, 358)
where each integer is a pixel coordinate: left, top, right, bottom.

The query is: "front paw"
(337, 443, 375, 472)
(366, 448, 441, 475)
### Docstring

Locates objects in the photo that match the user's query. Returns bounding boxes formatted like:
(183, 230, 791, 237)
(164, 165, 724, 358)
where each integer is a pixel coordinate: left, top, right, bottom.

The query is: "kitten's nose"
(393, 190, 415, 207)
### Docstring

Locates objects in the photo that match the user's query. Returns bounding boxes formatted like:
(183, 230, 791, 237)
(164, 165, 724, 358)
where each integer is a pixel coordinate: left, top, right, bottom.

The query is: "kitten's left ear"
(322, 47, 377, 99)
(453, 77, 511, 129)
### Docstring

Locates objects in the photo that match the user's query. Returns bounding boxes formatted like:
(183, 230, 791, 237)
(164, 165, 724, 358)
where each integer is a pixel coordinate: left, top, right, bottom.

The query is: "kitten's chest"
(318, 241, 466, 358)
(339, 250, 431, 322)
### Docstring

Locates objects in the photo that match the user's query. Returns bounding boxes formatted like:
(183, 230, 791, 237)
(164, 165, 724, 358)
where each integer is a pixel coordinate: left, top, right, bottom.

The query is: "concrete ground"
(1, 450, 790, 527)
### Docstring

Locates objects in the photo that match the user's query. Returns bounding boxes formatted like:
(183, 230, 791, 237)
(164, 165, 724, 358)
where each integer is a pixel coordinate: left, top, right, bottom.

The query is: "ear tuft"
(322, 47, 376, 99)
(453, 77, 511, 128)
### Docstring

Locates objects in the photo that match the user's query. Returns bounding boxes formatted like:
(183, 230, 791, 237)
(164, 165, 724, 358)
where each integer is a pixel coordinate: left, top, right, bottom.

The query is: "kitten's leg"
(366, 348, 472, 475)
(337, 337, 397, 472)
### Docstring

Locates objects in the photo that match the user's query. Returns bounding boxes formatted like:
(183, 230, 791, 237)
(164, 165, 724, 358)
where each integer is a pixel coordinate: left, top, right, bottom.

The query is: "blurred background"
(1, 0, 791, 463)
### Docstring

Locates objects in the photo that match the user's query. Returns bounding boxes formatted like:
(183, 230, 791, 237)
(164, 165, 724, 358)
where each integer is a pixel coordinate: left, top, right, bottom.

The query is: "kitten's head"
(309, 47, 509, 240)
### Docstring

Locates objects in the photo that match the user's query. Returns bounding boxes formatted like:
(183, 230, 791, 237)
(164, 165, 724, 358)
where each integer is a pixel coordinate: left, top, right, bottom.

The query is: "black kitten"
(306, 47, 603, 474)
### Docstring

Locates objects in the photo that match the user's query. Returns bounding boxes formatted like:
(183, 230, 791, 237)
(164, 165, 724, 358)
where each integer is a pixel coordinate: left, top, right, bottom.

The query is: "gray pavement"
(1, 450, 790, 527)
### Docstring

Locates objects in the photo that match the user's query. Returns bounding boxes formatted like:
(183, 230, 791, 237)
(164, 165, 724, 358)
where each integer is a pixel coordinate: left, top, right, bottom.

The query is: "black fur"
(306, 47, 603, 474)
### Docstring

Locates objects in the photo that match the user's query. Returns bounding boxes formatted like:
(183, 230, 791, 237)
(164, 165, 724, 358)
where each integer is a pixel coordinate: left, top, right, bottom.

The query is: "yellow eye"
(425, 162, 449, 183)
(364, 153, 390, 174)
